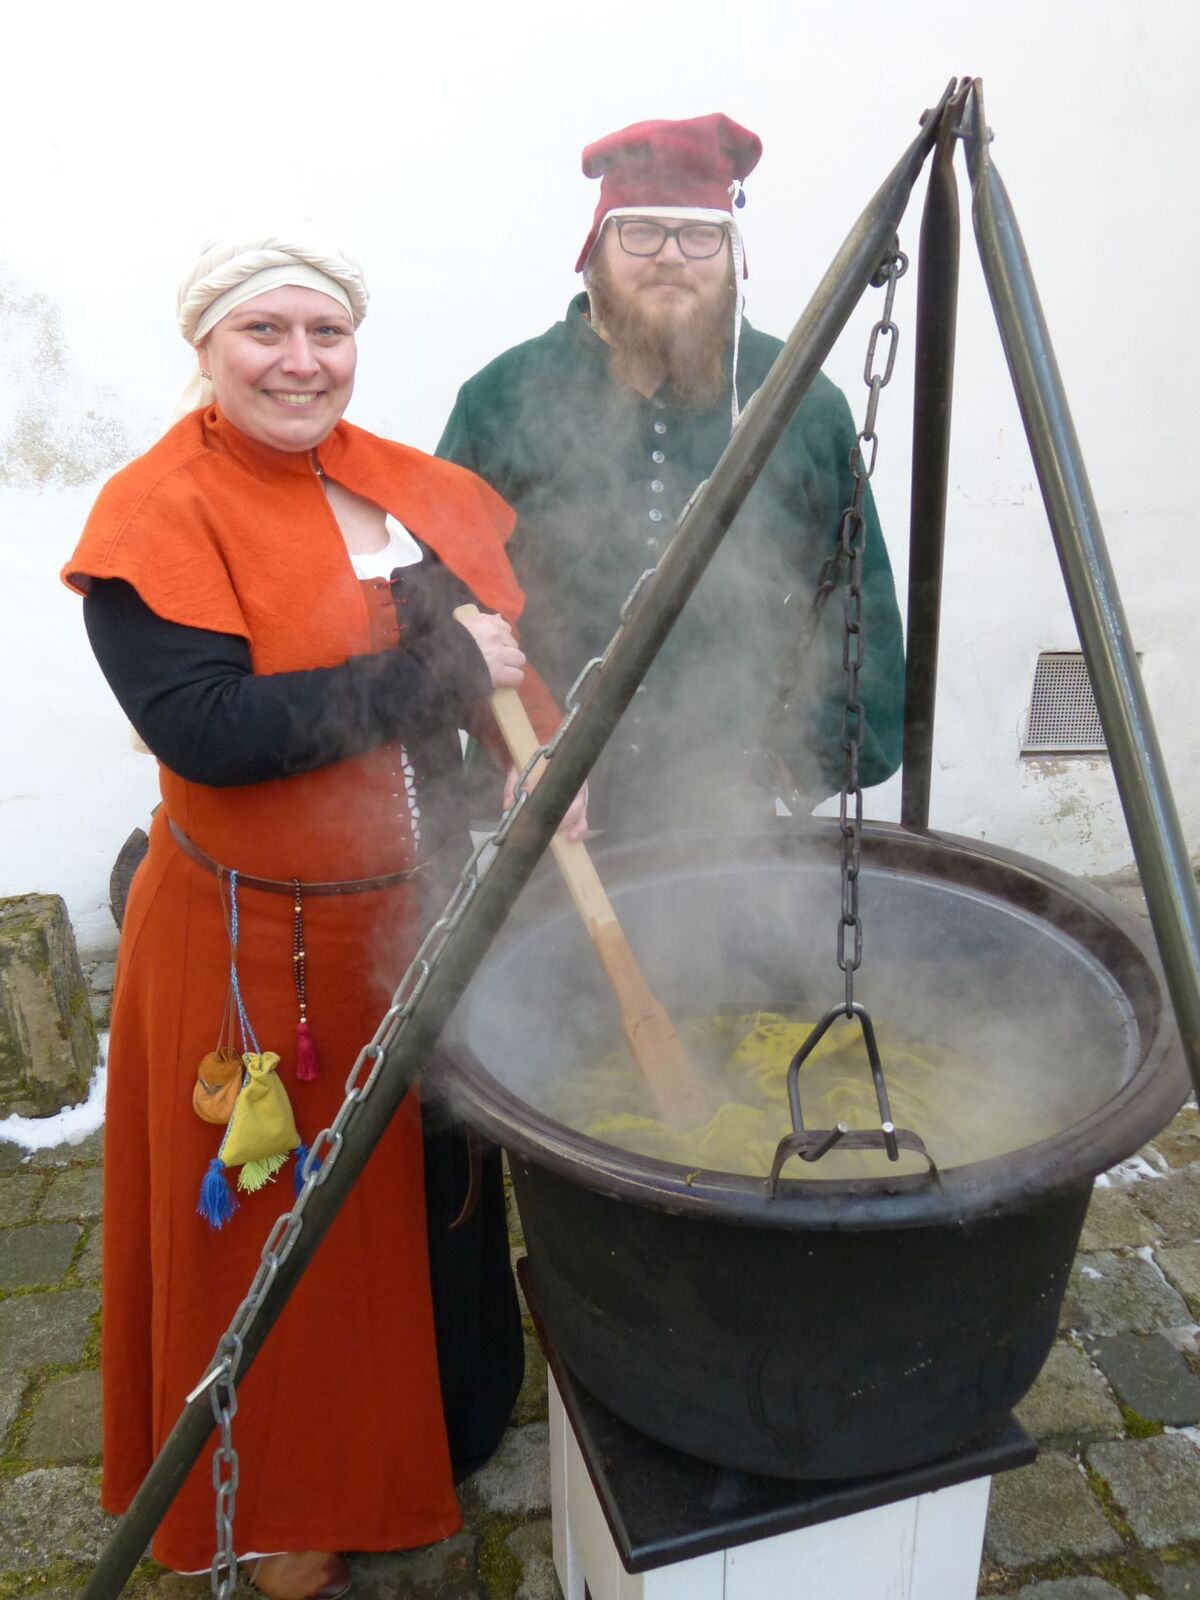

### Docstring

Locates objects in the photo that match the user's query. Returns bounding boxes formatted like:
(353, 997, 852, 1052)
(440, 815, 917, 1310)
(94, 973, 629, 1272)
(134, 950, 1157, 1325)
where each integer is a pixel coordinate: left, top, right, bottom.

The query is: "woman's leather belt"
(167, 817, 429, 896)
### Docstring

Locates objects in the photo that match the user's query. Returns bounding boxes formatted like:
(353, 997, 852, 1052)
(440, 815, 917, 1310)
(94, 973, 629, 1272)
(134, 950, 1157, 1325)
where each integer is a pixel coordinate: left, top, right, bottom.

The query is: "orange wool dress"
(64, 407, 558, 1571)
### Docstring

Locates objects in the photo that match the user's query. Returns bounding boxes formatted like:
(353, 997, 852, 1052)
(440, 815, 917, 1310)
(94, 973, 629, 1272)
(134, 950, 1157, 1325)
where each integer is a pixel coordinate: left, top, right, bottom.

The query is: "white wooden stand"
(548, 1373, 993, 1600)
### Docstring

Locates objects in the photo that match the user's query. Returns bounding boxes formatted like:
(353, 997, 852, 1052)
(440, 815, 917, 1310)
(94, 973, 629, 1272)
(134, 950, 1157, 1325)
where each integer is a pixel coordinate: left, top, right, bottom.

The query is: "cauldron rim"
(438, 822, 1188, 1231)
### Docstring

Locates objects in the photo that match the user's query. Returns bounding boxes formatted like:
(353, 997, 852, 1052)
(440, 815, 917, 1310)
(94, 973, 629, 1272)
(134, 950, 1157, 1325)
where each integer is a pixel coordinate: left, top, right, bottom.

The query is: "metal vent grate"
(1023, 652, 1107, 754)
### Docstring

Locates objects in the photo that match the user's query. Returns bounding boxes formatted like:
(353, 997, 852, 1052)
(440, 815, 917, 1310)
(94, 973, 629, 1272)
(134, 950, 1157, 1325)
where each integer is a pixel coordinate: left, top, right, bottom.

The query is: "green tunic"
(437, 294, 905, 836)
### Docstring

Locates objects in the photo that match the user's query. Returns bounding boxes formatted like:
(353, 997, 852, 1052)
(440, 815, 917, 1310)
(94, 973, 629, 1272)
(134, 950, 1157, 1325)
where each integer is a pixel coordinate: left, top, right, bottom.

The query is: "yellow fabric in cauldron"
(557, 1013, 974, 1179)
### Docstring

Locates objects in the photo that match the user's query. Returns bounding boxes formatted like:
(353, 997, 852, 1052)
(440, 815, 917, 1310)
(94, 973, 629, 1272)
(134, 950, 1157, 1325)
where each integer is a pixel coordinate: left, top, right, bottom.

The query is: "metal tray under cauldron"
(437, 824, 1188, 1481)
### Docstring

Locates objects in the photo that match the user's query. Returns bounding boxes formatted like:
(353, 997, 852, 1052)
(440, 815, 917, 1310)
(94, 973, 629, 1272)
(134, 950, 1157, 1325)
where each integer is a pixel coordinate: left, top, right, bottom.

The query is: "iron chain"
(756, 253, 907, 810)
(193, 545, 667, 1593)
(837, 241, 907, 1011)
(206, 1337, 240, 1600)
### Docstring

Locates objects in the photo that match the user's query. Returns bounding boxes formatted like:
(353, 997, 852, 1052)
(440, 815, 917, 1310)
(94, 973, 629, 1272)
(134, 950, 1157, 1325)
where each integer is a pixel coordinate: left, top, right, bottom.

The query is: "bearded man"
(437, 114, 906, 837)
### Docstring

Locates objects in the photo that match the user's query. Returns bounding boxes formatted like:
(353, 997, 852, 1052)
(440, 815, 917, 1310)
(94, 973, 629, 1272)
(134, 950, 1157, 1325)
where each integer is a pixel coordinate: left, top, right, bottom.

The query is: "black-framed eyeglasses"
(613, 218, 728, 260)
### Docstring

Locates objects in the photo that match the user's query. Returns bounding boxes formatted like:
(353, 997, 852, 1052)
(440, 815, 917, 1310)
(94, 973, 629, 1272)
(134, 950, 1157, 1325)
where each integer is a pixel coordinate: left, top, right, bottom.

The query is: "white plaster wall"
(1, 0, 1196, 951)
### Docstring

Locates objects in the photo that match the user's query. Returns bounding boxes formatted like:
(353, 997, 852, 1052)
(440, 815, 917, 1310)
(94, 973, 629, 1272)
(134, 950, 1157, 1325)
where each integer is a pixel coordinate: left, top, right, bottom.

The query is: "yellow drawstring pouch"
(197, 1052, 303, 1226)
(221, 1052, 301, 1180)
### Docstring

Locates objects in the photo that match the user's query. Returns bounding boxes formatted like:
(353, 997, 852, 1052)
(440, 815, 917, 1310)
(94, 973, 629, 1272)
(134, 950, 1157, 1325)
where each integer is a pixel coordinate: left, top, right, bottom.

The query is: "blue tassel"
(198, 1158, 238, 1229)
(293, 1143, 321, 1196)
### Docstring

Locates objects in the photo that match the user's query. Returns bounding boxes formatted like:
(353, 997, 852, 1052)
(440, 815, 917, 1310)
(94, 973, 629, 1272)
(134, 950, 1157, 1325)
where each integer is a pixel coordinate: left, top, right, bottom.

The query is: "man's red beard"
(586, 252, 735, 409)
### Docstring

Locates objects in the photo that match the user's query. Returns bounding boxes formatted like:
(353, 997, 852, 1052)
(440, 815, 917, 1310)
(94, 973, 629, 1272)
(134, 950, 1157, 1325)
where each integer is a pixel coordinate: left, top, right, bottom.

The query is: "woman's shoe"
(242, 1552, 350, 1600)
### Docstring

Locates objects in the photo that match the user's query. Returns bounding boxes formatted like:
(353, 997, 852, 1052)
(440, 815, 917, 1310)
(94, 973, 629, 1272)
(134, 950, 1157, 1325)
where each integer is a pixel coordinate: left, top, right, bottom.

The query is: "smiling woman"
(59, 225, 574, 1598)
(197, 288, 358, 453)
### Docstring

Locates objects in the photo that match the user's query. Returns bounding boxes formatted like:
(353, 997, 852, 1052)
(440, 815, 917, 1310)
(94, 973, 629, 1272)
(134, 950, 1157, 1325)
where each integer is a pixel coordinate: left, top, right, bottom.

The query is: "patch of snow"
(1164, 1425, 1200, 1452)
(1161, 1325, 1200, 1358)
(1080, 1264, 1104, 1280)
(0, 1033, 107, 1152)
(1101, 1153, 1165, 1186)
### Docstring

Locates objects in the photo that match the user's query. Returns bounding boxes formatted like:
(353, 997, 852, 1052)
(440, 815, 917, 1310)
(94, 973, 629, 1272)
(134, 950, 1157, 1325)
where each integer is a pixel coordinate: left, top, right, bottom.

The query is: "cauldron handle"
(785, 1002, 896, 1149)
(765, 1126, 941, 1199)
(765, 1001, 941, 1198)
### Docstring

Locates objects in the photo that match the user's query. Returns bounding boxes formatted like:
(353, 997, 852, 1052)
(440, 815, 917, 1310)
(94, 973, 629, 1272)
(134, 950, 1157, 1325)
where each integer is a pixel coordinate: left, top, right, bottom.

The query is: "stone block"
(508, 1518, 557, 1600)
(0, 1465, 115, 1573)
(75, 1225, 102, 1282)
(0, 1288, 99, 1368)
(344, 1531, 480, 1597)
(136, 1575, 212, 1600)
(7, 1589, 84, 1600)
(1158, 1244, 1200, 1316)
(983, 1452, 1121, 1567)
(1080, 1185, 1161, 1251)
(1087, 1333, 1200, 1425)
(1015, 1581, 1126, 1599)
(0, 1170, 43, 1225)
(0, 1221, 81, 1289)
(40, 1164, 103, 1221)
(23, 1368, 101, 1461)
(30, 1127, 105, 1168)
(0, 894, 97, 1116)
(1156, 1559, 1200, 1597)
(1060, 1250, 1190, 1336)
(1087, 1435, 1200, 1546)
(1131, 1166, 1200, 1244)
(0, 1140, 24, 1171)
(464, 1421, 550, 1517)
(1151, 1104, 1200, 1171)
(81, 959, 115, 1031)
(1015, 1342, 1123, 1447)
(0, 1371, 28, 1443)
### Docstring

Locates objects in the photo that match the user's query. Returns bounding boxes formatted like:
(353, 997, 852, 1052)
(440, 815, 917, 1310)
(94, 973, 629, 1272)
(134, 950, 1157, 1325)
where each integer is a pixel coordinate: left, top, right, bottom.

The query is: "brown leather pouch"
(193, 1048, 244, 1125)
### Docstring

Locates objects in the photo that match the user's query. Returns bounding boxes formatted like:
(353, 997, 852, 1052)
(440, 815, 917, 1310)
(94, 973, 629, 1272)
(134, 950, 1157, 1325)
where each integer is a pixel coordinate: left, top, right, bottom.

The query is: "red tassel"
(295, 1020, 320, 1081)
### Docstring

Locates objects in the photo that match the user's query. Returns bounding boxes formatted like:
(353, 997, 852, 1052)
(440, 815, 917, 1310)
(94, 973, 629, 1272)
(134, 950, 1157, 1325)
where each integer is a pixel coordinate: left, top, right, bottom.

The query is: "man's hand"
(503, 765, 589, 841)
(456, 609, 525, 689)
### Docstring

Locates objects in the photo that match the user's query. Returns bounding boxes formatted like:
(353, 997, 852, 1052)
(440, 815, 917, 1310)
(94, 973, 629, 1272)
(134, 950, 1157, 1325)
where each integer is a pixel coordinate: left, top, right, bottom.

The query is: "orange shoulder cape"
(62, 407, 526, 635)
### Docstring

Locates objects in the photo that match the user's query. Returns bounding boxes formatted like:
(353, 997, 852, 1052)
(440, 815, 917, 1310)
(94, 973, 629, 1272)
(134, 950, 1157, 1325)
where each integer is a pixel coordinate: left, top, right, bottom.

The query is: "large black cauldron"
(438, 825, 1187, 1480)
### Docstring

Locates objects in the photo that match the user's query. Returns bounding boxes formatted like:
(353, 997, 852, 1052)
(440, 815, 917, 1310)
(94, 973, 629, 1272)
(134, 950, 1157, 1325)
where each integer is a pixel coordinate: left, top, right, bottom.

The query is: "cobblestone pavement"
(1, 885, 1198, 1599)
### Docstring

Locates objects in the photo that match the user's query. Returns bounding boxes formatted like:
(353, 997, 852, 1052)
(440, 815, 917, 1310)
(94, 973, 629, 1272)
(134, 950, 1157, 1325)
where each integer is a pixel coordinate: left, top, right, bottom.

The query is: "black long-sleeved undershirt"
(82, 563, 491, 789)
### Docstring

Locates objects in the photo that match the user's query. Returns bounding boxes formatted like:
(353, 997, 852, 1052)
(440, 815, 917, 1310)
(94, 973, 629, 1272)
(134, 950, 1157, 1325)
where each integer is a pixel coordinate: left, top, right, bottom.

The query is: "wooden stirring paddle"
(454, 605, 709, 1125)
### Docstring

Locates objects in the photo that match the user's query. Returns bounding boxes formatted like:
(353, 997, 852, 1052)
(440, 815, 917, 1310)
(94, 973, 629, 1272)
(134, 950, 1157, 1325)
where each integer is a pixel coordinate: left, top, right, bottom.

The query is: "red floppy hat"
(575, 112, 763, 273)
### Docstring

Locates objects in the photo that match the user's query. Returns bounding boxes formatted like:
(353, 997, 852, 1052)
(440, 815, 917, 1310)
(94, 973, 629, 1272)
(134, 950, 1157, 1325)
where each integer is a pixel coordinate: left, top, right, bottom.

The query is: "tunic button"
(648, 509, 663, 523)
(635, 684, 647, 696)
(651, 450, 665, 464)
(647, 537, 660, 551)
(628, 743, 640, 755)
(653, 420, 667, 435)
(650, 479, 664, 493)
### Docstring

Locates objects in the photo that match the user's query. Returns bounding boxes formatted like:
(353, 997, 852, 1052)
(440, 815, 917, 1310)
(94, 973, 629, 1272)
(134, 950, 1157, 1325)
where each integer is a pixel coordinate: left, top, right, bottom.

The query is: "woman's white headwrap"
(176, 223, 369, 415)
